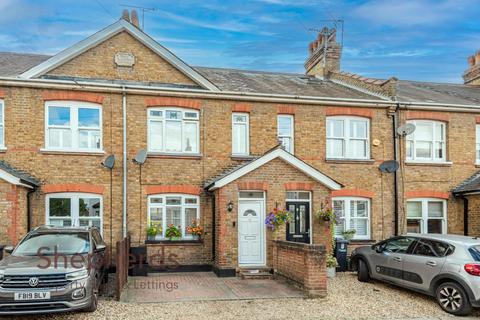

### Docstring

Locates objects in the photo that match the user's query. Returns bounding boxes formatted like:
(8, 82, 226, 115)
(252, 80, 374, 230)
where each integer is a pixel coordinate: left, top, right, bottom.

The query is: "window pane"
(79, 198, 101, 217)
(233, 115, 247, 123)
(328, 139, 344, 157)
(165, 121, 182, 152)
(278, 116, 292, 136)
(150, 110, 163, 117)
(183, 122, 198, 152)
(79, 218, 100, 228)
(286, 191, 310, 200)
(49, 198, 71, 217)
(415, 141, 432, 158)
(407, 202, 422, 217)
(184, 112, 198, 119)
(79, 130, 100, 149)
(166, 197, 181, 205)
(239, 191, 264, 198)
(352, 218, 367, 236)
(149, 121, 163, 150)
(350, 120, 367, 138)
(49, 128, 71, 148)
(328, 120, 344, 138)
(434, 123, 444, 141)
(185, 208, 197, 234)
(435, 142, 444, 159)
(78, 108, 100, 128)
(185, 198, 198, 204)
(48, 107, 70, 126)
(166, 207, 181, 227)
(166, 111, 181, 120)
(0, 126, 4, 146)
(299, 205, 306, 233)
(416, 122, 433, 140)
(349, 140, 367, 158)
(0, 104, 3, 123)
(413, 240, 436, 256)
(288, 204, 296, 234)
(354, 201, 368, 217)
(406, 140, 413, 158)
(233, 123, 247, 154)
(49, 218, 72, 227)
(428, 202, 444, 217)
(279, 137, 292, 153)
(383, 237, 415, 253)
(150, 207, 163, 224)
(150, 197, 163, 204)
(407, 219, 422, 233)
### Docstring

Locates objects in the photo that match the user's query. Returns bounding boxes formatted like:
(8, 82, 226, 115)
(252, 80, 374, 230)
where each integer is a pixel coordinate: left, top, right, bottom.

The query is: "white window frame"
(147, 107, 200, 154)
(44, 101, 103, 152)
(45, 193, 103, 234)
(406, 198, 447, 234)
(0, 99, 4, 149)
(277, 115, 294, 154)
(406, 120, 446, 163)
(332, 197, 371, 240)
(326, 116, 370, 160)
(476, 125, 480, 164)
(232, 112, 249, 156)
(147, 194, 200, 240)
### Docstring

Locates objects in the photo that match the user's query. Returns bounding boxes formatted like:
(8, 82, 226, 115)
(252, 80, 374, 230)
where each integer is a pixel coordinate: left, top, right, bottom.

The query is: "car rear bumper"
(0, 296, 91, 315)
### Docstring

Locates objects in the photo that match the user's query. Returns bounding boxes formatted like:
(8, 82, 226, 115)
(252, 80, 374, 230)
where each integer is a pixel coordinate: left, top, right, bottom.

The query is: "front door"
(286, 202, 310, 243)
(238, 200, 265, 266)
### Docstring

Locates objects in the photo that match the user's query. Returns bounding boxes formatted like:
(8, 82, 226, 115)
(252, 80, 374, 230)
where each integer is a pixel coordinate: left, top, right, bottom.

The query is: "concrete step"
(239, 268, 273, 280)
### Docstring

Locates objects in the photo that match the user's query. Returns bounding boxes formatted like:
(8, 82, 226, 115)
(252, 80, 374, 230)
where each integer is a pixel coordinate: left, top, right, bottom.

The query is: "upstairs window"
(232, 113, 249, 156)
(277, 115, 294, 154)
(0, 100, 4, 148)
(476, 125, 480, 163)
(148, 108, 199, 154)
(406, 120, 446, 162)
(326, 117, 369, 159)
(45, 101, 102, 152)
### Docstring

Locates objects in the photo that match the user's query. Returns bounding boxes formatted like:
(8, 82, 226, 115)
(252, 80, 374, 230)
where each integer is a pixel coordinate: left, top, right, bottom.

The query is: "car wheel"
(435, 282, 472, 316)
(357, 259, 370, 282)
(84, 291, 98, 313)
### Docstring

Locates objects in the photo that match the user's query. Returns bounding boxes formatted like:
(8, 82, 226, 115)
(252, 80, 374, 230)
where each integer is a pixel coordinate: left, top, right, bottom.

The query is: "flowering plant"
(315, 200, 336, 223)
(147, 223, 162, 237)
(165, 224, 181, 239)
(265, 208, 293, 231)
(186, 219, 203, 237)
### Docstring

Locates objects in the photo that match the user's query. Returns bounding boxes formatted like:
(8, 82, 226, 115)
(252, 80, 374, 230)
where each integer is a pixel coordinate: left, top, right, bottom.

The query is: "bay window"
(148, 194, 200, 240)
(46, 193, 102, 233)
(326, 116, 370, 159)
(406, 120, 446, 162)
(333, 197, 370, 240)
(277, 115, 294, 154)
(232, 113, 249, 156)
(45, 101, 102, 152)
(148, 108, 199, 154)
(407, 199, 446, 234)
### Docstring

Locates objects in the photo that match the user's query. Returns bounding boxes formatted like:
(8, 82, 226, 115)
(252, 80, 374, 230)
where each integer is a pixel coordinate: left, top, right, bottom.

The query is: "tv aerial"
(397, 123, 416, 137)
(101, 155, 115, 169)
(133, 150, 147, 165)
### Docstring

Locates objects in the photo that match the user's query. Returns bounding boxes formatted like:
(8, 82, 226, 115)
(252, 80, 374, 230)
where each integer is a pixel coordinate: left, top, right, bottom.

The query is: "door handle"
(393, 257, 402, 262)
(426, 261, 437, 267)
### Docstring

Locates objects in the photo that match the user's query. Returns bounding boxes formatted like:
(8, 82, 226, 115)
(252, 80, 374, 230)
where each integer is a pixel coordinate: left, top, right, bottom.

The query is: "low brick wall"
(272, 240, 327, 297)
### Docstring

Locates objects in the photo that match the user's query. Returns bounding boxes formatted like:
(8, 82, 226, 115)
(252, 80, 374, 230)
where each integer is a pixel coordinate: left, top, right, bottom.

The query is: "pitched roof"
(0, 52, 50, 77)
(205, 146, 342, 191)
(0, 160, 39, 188)
(452, 171, 480, 195)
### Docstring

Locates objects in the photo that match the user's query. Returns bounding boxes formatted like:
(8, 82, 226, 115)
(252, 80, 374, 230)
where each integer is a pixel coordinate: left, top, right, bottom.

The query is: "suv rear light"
(464, 263, 480, 276)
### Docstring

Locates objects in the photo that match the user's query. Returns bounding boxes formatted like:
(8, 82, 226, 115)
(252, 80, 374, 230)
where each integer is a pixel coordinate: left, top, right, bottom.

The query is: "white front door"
(238, 200, 265, 266)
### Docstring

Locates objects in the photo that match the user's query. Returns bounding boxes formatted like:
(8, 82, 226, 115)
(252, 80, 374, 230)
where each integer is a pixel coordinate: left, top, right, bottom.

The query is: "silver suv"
(0, 226, 107, 315)
(351, 234, 480, 316)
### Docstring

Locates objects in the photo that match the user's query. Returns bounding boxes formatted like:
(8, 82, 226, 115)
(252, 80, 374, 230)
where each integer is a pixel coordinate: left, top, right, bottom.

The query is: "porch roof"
(0, 160, 39, 188)
(204, 146, 342, 191)
(453, 171, 480, 195)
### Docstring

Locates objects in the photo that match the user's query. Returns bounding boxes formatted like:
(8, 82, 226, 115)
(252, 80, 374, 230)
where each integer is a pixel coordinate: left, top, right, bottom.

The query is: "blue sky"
(0, 0, 479, 83)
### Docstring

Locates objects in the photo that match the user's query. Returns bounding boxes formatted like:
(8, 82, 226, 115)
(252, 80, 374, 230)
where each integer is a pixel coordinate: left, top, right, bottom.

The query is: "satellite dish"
(379, 160, 400, 173)
(397, 123, 416, 136)
(133, 150, 147, 165)
(101, 155, 115, 169)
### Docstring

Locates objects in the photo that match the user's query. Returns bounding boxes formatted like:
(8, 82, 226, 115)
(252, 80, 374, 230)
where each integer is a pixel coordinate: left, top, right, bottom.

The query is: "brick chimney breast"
(304, 27, 341, 78)
(131, 10, 139, 28)
(121, 9, 130, 22)
(463, 50, 480, 85)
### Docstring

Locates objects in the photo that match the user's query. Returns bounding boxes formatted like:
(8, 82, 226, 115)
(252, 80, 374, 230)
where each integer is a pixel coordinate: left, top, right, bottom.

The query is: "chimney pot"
(121, 9, 130, 22)
(468, 55, 475, 67)
(131, 10, 139, 28)
(476, 51, 480, 65)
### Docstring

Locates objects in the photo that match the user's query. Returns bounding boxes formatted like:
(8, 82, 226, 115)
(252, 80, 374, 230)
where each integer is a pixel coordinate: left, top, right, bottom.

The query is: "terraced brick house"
(0, 12, 480, 276)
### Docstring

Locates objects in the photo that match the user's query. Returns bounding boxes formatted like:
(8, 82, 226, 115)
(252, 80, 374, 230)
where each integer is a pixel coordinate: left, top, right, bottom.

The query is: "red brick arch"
(0, 89, 5, 99)
(405, 190, 449, 199)
(41, 91, 104, 104)
(284, 182, 314, 191)
(144, 185, 201, 195)
(406, 111, 450, 122)
(237, 181, 268, 191)
(331, 188, 375, 198)
(326, 107, 373, 119)
(145, 97, 201, 110)
(42, 183, 105, 194)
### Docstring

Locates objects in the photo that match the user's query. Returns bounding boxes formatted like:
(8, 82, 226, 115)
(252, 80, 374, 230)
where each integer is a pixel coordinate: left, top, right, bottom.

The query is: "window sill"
(40, 149, 105, 156)
(147, 152, 202, 160)
(145, 239, 203, 245)
(325, 158, 375, 164)
(0, 147, 6, 153)
(231, 154, 256, 161)
(404, 161, 453, 167)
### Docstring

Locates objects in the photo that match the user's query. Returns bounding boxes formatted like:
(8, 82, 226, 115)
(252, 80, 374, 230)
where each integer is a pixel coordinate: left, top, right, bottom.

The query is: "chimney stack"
(131, 10, 140, 28)
(463, 50, 480, 85)
(304, 27, 341, 78)
(121, 9, 130, 22)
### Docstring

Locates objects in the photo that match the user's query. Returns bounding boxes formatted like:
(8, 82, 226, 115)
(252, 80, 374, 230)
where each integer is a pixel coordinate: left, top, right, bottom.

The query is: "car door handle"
(393, 257, 402, 262)
(426, 261, 437, 267)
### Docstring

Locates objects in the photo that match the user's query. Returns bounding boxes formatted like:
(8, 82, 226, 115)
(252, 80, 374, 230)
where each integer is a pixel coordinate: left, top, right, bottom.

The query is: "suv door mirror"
(3, 246, 14, 254)
(95, 244, 106, 253)
(372, 245, 383, 254)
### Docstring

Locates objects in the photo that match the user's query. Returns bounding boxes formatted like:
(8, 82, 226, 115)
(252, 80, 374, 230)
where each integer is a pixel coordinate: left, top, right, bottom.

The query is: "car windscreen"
(13, 233, 90, 256)
(469, 245, 480, 262)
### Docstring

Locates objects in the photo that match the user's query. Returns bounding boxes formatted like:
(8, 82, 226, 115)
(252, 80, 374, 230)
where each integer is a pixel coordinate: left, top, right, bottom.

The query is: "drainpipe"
(392, 103, 400, 236)
(26, 186, 37, 232)
(462, 196, 469, 236)
(122, 87, 128, 239)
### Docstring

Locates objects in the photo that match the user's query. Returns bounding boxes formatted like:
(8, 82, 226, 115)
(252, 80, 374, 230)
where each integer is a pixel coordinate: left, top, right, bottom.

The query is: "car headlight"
(66, 269, 88, 281)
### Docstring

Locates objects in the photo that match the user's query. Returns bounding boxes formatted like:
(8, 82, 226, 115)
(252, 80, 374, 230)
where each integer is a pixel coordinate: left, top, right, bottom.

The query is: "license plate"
(14, 292, 50, 301)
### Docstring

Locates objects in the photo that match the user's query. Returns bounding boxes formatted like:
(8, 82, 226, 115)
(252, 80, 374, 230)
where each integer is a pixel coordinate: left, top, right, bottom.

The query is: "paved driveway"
(121, 272, 305, 302)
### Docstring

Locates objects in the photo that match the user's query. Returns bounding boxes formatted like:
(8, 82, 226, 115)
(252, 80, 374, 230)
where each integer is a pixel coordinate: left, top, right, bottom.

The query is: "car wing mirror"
(3, 246, 14, 254)
(372, 245, 383, 254)
(95, 244, 106, 252)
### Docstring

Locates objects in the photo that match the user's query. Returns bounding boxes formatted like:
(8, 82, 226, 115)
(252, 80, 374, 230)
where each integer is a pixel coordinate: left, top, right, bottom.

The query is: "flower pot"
(147, 235, 156, 241)
(327, 267, 336, 278)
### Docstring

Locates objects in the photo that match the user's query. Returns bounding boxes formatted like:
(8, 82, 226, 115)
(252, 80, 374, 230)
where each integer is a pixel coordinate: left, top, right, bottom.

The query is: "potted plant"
(186, 219, 203, 240)
(341, 229, 356, 241)
(265, 208, 293, 231)
(146, 223, 161, 241)
(315, 200, 336, 223)
(326, 254, 338, 278)
(165, 224, 181, 240)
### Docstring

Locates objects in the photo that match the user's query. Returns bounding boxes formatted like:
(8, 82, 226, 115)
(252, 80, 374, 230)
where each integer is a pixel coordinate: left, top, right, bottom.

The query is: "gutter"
(122, 87, 127, 239)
